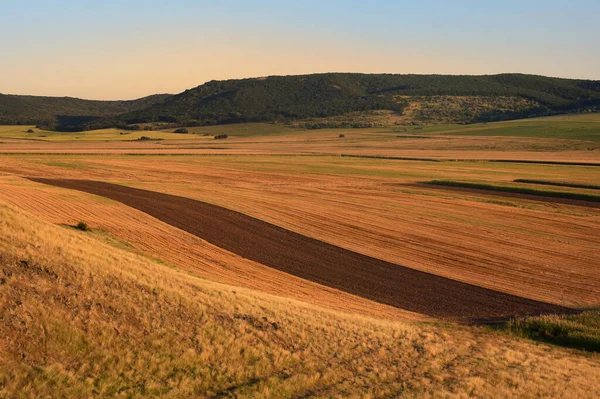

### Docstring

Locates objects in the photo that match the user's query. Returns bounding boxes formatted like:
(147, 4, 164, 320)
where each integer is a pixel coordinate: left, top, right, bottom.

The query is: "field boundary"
(29, 177, 572, 321)
(423, 180, 600, 207)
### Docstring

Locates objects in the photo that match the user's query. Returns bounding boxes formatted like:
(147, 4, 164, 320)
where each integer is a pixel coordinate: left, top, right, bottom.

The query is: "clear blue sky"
(1, 0, 598, 99)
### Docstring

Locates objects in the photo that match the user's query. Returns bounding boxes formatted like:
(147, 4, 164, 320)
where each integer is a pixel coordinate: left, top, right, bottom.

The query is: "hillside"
(0, 93, 172, 130)
(2, 73, 599, 132)
(114, 73, 600, 128)
(2, 203, 600, 397)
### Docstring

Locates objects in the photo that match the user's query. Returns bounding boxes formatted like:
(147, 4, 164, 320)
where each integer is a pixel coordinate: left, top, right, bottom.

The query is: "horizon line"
(2, 71, 599, 102)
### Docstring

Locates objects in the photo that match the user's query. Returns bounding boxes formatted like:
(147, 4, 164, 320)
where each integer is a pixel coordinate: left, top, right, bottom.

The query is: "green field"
(413, 114, 600, 141)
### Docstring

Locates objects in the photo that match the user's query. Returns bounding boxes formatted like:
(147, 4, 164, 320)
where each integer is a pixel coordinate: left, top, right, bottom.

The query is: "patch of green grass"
(514, 179, 600, 190)
(502, 311, 600, 352)
(426, 180, 600, 202)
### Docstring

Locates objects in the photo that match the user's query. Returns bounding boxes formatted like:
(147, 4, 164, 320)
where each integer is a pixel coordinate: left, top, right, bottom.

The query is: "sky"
(1, 0, 598, 100)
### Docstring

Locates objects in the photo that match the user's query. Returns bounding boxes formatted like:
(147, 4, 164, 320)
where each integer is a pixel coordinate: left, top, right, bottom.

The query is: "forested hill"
(111, 73, 600, 127)
(2, 73, 599, 130)
(0, 93, 172, 129)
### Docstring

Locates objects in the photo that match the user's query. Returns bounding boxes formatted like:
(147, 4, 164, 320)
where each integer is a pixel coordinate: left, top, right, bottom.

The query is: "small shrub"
(339, 134, 345, 138)
(75, 222, 89, 231)
(214, 134, 228, 140)
(26, 129, 35, 133)
(174, 128, 188, 134)
(138, 136, 152, 141)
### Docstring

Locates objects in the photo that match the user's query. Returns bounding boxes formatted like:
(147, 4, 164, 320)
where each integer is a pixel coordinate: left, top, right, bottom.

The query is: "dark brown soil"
(30, 178, 571, 321)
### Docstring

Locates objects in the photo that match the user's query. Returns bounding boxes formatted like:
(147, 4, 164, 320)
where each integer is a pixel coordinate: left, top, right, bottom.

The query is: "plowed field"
(30, 178, 570, 321)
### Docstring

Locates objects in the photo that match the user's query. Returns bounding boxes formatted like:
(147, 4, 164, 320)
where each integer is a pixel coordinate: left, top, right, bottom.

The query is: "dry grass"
(0, 174, 417, 321)
(1, 203, 600, 398)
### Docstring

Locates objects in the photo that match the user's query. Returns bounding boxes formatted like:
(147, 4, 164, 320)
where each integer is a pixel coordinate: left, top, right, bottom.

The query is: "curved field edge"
(28, 178, 570, 321)
(1, 204, 600, 398)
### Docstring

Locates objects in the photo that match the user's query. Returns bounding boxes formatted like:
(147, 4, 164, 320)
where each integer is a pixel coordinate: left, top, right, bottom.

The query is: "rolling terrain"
(3, 203, 600, 397)
(1, 109, 599, 396)
(28, 178, 570, 321)
(2, 73, 599, 131)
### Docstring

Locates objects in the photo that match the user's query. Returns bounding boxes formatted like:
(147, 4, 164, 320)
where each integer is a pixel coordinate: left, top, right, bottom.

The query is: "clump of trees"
(214, 134, 228, 140)
(173, 128, 188, 134)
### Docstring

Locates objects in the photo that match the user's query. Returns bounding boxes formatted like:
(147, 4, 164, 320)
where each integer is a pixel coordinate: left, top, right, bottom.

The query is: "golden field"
(1, 114, 600, 397)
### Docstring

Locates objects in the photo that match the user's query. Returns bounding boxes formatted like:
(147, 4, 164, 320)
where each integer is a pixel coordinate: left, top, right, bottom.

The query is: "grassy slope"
(1, 203, 600, 398)
(395, 113, 600, 142)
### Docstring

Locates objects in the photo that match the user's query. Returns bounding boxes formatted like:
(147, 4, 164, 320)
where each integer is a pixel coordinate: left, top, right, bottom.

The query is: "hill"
(0, 93, 172, 130)
(2, 202, 600, 397)
(114, 73, 600, 128)
(2, 73, 600, 131)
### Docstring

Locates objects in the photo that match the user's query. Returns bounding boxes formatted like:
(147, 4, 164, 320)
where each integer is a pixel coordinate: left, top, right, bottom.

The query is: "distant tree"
(339, 133, 345, 138)
(214, 134, 228, 140)
(174, 128, 189, 134)
(26, 129, 34, 133)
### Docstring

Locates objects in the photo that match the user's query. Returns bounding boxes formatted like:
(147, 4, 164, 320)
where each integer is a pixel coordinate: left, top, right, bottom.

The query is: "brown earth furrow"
(416, 183, 600, 208)
(30, 178, 571, 321)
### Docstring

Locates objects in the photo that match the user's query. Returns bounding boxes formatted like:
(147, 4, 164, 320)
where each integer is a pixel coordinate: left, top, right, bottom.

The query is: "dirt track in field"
(30, 178, 571, 320)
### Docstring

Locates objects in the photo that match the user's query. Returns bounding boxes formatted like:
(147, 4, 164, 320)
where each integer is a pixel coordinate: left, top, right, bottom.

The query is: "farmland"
(1, 113, 600, 396)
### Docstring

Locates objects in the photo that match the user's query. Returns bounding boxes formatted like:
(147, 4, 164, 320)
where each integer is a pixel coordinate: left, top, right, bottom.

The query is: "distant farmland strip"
(426, 180, 600, 204)
(514, 179, 600, 190)
(29, 178, 570, 321)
